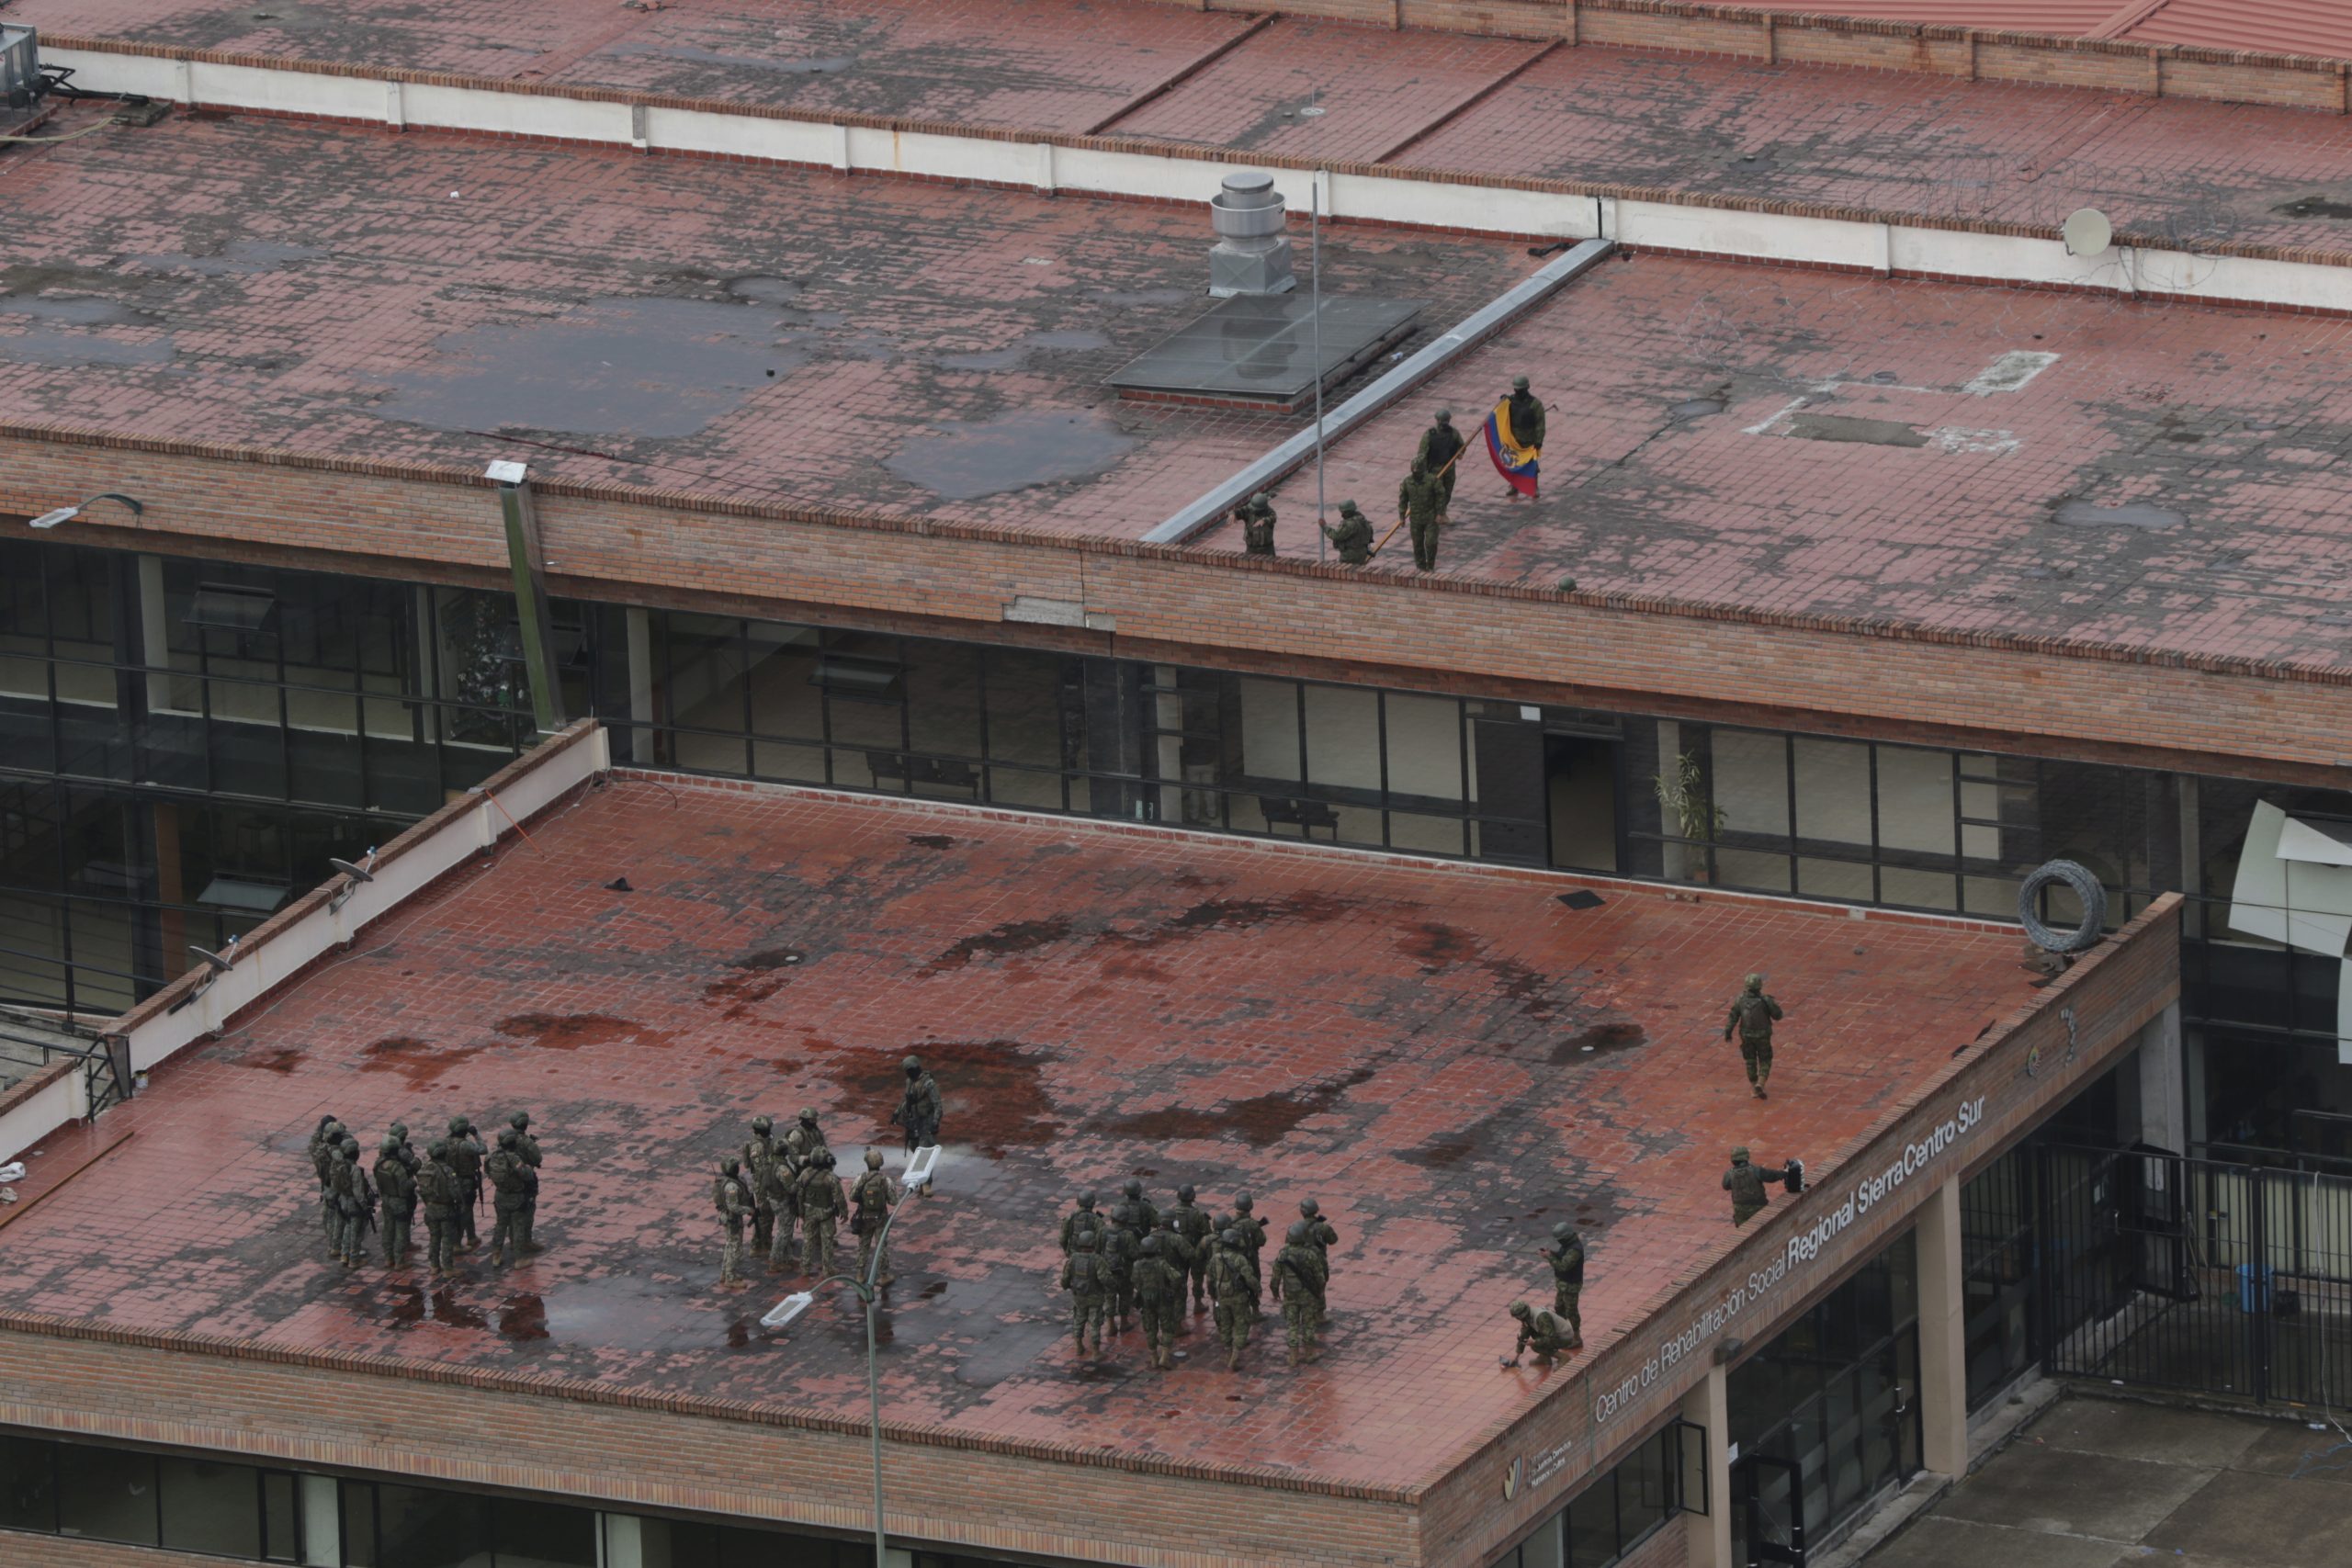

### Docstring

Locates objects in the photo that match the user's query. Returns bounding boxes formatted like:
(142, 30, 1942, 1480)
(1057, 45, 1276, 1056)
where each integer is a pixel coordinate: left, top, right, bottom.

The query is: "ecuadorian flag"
(1485, 397, 1540, 497)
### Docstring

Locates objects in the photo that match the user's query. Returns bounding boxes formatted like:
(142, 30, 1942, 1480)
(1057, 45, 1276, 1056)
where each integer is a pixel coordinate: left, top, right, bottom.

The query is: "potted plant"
(1653, 749, 1727, 883)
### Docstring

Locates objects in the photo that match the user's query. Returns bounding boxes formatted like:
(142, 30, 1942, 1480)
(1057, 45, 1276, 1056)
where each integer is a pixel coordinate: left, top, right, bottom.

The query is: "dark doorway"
(1736, 1452, 1806, 1567)
(1545, 733, 1621, 873)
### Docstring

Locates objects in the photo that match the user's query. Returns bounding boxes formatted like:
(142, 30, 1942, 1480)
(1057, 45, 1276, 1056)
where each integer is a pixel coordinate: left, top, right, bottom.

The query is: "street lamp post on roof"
(765, 1157, 933, 1567)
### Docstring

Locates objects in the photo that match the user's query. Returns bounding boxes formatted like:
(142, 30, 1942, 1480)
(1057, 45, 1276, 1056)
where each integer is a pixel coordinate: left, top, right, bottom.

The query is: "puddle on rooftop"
(1105, 1066, 1374, 1147)
(124, 240, 323, 276)
(373, 295, 807, 438)
(492, 1012, 668, 1050)
(885, 409, 1136, 502)
(825, 1041, 1061, 1153)
(2053, 500, 2187, 531)
(1551, 1021, 1646, 1065)
(0, 294, 172, 367)
(2276, 196, 2352, 220)
(938, 329, 1112, 373)
(1785, 413, 1927, 448)
(605, 39, 856, 74)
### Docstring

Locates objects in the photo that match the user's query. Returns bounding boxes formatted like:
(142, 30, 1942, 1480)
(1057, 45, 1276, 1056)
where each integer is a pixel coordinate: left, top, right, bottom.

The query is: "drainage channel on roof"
(1107, 293, 1424, 414)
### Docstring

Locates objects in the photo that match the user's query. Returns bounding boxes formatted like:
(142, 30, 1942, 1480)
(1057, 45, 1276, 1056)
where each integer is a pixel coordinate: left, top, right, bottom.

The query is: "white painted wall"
(36, 45, 2352, 315)
(0, 1066, 85, 1168)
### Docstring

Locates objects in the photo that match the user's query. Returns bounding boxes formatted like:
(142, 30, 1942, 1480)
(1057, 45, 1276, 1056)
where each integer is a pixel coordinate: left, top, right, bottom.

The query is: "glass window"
(494, 1496, 597, 1566)
(55, 1441, 158, 1545)
(159, 1454, 263, 1558)
(1874, 748, 1954, 858)
(1383, 693, 1463, 806)
(342, 1479, 379, 1568)
(0, 1433, 56, 1533)
(1566, 1471, 1618, 1566)
(1792, 738, 1871, 851)
(376, 1482, 488, 1568)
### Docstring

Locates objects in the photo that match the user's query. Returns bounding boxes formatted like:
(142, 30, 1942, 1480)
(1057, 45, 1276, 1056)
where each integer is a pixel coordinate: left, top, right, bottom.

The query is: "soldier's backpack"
(712, 1177, 741, 1218)
(1068, 1252, 1102, 1294)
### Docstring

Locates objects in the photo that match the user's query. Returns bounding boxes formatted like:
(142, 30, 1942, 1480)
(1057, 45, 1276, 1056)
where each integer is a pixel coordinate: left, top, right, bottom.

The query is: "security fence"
(2042, 1142, 2352, 1409)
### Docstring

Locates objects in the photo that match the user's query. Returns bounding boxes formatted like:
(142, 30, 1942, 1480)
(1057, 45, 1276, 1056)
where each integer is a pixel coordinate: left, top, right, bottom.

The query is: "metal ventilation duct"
(1207, 171, 1295, 299)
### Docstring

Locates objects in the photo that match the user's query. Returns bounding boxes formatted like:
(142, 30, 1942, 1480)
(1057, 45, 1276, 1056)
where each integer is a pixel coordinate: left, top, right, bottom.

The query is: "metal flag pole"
(1312, 165, 1326, 563)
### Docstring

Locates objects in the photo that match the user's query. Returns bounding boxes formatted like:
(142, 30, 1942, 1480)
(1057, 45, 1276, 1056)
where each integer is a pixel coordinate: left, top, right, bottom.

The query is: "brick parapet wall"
(1419, 897, 2181, 1564)
(0, 1323, 1421, 1567)
(6, 430, 2351, 784)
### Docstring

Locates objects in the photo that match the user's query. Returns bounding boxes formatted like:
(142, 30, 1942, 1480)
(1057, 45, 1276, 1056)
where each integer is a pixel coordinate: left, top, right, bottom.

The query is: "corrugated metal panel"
(2124, 0, 2352, 60)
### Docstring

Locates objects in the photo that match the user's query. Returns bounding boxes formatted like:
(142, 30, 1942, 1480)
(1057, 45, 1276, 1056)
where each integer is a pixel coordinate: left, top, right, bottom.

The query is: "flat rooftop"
(1254, 249, 2352, 673)
(0, 105, 1523, 539)
(0, 773, 2041, 1490)
(22, 0, 2352, 259)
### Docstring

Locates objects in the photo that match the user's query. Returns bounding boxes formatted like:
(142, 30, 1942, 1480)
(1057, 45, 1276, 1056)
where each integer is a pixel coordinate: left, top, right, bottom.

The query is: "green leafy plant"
(1652, 749, 1727, 843)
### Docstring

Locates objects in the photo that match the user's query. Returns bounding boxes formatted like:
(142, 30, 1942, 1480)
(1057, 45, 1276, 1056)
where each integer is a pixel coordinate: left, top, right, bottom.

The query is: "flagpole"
(1312, 166, 1326, 564)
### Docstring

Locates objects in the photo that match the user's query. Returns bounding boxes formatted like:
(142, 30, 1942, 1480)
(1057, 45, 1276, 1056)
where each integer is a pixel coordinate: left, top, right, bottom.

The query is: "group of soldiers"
(1057, 1185, 1338, 1371)
(711, 1055, 944, 1290)
(1228, 378, 1546, 572)
(305, 1110, 542, 1274)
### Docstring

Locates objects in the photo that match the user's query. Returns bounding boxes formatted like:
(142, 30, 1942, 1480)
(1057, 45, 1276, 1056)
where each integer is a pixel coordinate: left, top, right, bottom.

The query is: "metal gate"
(2041, 1142, 2352, 1408)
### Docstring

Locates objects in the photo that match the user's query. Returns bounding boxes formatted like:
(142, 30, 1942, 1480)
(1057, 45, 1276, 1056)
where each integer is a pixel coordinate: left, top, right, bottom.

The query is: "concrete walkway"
(1864, 1393, 2352, 1568)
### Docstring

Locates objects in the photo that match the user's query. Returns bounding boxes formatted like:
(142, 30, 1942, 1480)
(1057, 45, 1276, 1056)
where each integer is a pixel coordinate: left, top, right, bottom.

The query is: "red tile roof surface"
(22, 0, 2352, 258)
(1787, 0, 2352, 59)
(1250, 251, 2352, 673)
(0, 777, 2035, 1488)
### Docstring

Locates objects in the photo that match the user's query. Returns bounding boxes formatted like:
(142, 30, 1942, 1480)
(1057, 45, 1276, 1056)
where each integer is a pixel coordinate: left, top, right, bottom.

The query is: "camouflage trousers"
(320, 1192, 339, 1256)
(803, 1215, 838, 1280)
(855, 1225, 890, 1288)
(750, 1201, 775, 1258)
(1554, 1285, 1582, 1342)
(459, 1182, 481, 1246)
(424, 1208, 459, 1272)
(1184, 1254, 1209, 1306)
(1733, 1201, 1766, 1227)
(1213, 1292, 1252, 1366)
(490, 1201, 524, 1265)
(1524, 1330, 1573, 1360)
(1137, 1294, 1179, 1367)
(1743, 1042, 1773, 1089)
(1069, 1292, 1105, 1353)
(335, 1206, 368, 1266)
(1410, 513, 1442, 572)
(382, 1207, 413, 1267)
(720, 1218, 746, 1286)
(1107, 1274, 1133, 1329)
(518, 1199, 537, 1252)
(770, 1200, 800, 1271)
(1283, 1294, 1320, 1356)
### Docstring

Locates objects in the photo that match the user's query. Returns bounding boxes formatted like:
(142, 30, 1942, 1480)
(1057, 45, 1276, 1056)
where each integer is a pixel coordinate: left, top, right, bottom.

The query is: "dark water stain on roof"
(1106, 1066, 1375, 1146)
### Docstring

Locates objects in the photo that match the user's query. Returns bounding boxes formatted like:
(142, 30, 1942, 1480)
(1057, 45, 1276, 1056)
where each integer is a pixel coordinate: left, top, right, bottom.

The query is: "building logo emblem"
(1502, 1456, 1523, 1501)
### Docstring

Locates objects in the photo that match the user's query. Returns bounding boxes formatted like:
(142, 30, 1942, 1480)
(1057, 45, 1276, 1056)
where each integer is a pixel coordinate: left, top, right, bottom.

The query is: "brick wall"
(6, 431, 2351, 785)
(0, 1322, 1422, 1568)
(1418, 897, 2180, 1565)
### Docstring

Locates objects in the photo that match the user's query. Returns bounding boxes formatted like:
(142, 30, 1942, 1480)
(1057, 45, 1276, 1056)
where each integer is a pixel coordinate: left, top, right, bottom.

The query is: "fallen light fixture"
(28, 491, 143, 530)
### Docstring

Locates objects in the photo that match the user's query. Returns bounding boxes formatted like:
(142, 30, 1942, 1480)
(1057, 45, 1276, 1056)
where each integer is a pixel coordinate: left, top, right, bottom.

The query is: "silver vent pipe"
(1208, 171, 1295, 298)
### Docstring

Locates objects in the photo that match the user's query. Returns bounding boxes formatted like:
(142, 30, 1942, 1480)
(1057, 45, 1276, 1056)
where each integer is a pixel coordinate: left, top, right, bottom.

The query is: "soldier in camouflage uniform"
(1170, 1185, 1216, 1309)
(1399, 457, 1449, 572)
(742, 1115, 781, 1258)
(1132, 1233, 1185, 1371)
(1231, 492, 1277, 558)
(1416, 409, 1465, 509)
(1112, 1179, 1159, 1245)
(714, 1156, 752, 1288)
(375, 1135, 416, 1267)
(1298, 1197, 1338, 1327)
(796, 1149, 847, 1279)
(1505, 1299, 1576, 1364)
(1100, 1221, 1138, 1335)
(1058, 1227, 1109, 1360)
(891, 1056, 944, 1156)
(387, 1121, 422, 1176)
(1724, 1145, 1792, 1226)
(419, 1138, 461, 1278)
(1206, 1228, 1255, 1371)
(1222, 1191, 1268, 1317)
(310, 1117, 345, 1257)
(1319, 502, 1374, 566)
(1059, 1190, 1104, 1255)
(849, 1149, 898, 1288)
(1152, 1214, 1198, 1333)
(328, 1143, 369, 1269)
(1723, 973, 1785, 1100)
(1540, 1222, 1585, 1347)
(485, 1128, 529, 1267)
(508, 1111, 542, 1253)
(1271, 1221, 1329, 1366)
(446, 1115, 486, 1249)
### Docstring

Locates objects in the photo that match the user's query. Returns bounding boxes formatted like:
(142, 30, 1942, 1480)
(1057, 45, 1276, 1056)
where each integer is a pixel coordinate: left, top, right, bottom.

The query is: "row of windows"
(0, 1431, 1018, 1568)
(1496, 1419, 1688, 1568)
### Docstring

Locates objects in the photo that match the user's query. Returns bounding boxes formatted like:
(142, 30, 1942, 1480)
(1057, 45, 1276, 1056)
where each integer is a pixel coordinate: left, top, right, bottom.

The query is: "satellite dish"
(2062, 208, 2113, 258)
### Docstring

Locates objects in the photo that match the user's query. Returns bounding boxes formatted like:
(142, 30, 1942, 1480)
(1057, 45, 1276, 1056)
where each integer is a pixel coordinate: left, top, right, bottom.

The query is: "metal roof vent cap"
(1208, 171, 1295, 299)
